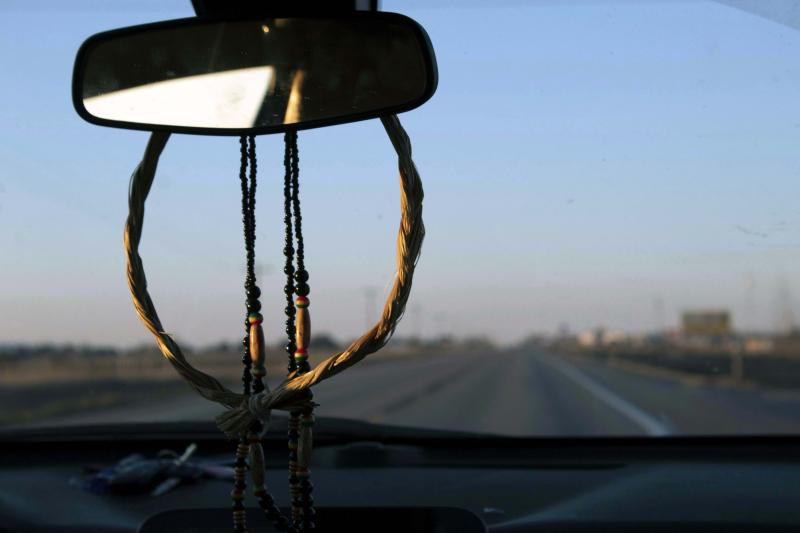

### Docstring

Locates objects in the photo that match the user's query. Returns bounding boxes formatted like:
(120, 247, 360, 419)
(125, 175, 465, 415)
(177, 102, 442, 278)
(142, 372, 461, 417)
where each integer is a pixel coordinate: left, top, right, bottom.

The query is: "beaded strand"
(233, 135, 256, 533)
(232, 133, 316, 532)
(236, 135, 297, 533)
(283, 134, 298, 374)
(283, 131, 316, 531)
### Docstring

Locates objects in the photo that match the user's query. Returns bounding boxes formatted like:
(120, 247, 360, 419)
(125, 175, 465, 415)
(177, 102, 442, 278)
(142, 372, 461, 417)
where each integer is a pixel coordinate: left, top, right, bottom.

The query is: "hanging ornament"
(72, 10, 436, 531)
(123, 116, 424, 533)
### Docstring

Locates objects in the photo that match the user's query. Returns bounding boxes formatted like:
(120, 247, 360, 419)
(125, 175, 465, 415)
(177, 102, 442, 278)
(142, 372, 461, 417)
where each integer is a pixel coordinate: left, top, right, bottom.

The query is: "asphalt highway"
(45, 350, 800, 436)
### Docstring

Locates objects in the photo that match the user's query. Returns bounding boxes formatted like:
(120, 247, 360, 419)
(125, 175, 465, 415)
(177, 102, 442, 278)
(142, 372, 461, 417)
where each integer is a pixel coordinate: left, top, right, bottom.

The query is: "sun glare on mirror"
(84, 66, 274, 129)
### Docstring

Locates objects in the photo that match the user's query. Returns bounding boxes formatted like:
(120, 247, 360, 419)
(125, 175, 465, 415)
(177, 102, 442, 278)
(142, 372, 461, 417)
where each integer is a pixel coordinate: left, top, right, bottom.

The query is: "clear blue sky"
(1, 0, 800, 347)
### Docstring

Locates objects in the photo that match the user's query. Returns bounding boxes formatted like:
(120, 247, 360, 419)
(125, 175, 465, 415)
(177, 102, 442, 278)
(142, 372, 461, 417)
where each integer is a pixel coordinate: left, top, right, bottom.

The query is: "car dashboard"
(1, 422, 799, 532)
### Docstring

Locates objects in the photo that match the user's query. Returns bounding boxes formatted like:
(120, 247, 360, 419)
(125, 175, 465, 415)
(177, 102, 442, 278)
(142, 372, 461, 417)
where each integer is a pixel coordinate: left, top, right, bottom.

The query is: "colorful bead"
(295, 296, 309, 308)
(248, 312, 263, 325)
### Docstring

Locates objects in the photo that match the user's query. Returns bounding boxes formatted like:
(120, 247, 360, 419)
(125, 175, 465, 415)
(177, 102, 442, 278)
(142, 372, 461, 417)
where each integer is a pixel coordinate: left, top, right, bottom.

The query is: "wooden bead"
(295, 302, 310, 352)
(249, 322, 265, 368)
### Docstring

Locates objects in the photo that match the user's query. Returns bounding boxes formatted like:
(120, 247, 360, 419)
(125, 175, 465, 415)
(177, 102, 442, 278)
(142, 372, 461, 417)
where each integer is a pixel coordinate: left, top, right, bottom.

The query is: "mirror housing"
(72, 12, 437, 135)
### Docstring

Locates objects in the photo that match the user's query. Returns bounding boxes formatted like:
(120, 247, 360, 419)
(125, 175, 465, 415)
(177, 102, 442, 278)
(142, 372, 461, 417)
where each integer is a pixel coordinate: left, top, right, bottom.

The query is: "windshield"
(2, 0, 800, 437)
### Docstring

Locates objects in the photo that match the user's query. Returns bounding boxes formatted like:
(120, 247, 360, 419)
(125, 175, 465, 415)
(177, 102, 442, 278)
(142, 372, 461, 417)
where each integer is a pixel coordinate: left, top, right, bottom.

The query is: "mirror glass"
(75, 16, 435, 133)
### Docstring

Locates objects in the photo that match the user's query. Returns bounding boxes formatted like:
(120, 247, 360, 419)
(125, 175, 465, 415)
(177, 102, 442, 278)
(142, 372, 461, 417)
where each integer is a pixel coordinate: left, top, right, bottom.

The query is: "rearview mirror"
(72, 13, 437, 135)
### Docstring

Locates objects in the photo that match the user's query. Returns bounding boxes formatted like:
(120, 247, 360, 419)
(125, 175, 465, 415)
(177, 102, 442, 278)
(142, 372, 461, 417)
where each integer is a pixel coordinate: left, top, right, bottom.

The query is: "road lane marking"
(539, 353, 671, 436)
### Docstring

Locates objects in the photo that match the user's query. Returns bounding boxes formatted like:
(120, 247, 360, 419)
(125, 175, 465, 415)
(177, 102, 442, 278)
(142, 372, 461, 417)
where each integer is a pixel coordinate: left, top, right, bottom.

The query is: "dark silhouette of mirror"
(74, 15, 437, 134)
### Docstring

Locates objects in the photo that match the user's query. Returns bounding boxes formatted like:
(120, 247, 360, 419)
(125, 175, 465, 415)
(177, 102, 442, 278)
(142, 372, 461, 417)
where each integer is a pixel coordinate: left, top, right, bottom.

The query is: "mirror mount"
(191, 0, 378, 19)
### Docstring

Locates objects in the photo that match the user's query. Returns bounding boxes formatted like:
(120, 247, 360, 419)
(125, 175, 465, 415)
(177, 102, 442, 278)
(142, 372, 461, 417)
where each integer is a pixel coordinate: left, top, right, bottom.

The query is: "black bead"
(283, 264, 295, 275)
(284, 284, 295, 296)
(248, 300, 262, 312)
(247, 285, 261, 299)
(295, 283, 310, 296)
(285, 305, 295, 315)
(242, 336, 249, 346)
(283, 246, 294, 255)
(286, 325, 295, 336)
(294, 270, 309, 283)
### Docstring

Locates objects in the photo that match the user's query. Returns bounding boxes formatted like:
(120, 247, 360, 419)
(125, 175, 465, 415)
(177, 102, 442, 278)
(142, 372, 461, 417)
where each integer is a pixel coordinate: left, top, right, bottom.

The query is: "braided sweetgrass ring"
(124, 115, 425, 436)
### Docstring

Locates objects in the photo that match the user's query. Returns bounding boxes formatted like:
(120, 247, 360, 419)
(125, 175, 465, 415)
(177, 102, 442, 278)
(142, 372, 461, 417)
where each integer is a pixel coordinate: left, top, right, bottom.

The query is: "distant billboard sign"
(682, 311, 731, 336)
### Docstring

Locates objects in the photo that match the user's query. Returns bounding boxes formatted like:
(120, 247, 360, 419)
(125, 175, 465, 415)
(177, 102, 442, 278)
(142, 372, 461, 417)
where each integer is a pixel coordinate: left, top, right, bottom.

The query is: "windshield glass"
(3, 0, 800, 437)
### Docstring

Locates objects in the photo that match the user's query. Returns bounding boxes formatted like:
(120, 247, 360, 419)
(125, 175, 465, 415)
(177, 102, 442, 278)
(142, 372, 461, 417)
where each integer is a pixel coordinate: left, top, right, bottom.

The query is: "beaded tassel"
(295, 296, 314, 480)
(282, 131, 316, 530)
(288, 413, 302, 526)
(248, 431, 293, 532)
(232, 439, 250, 533)
(235, 135, 297, 533)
